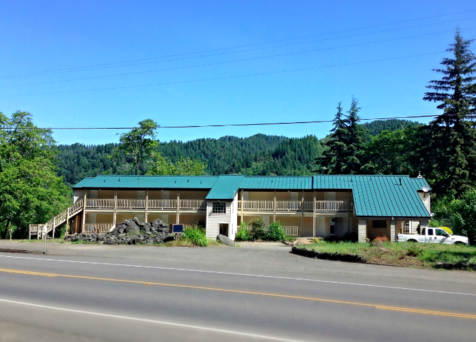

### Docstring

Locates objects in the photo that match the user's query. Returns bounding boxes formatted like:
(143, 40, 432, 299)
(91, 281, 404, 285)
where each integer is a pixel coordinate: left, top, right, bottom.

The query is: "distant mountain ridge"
(57, 119, 420, 185)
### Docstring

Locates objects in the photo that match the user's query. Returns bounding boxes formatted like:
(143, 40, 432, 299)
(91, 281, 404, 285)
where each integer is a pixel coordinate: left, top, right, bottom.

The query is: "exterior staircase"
(29, 199, 84, 239)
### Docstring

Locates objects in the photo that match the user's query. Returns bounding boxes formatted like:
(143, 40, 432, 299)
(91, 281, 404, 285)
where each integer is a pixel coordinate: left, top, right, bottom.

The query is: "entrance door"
(315, 217, 325, 236)
(219, 223, 229, 237)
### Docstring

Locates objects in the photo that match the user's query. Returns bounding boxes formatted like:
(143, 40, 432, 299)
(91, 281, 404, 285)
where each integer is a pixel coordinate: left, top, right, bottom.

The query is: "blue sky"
(0, 0, 475, 145)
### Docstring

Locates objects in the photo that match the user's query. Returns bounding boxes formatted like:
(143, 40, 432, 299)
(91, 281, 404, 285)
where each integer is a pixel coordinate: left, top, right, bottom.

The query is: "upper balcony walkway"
(85, 199, 206, 211)
(238, 200, 351, 212)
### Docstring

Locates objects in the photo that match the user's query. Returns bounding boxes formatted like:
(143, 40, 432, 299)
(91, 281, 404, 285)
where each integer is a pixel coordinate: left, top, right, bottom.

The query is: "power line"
(0, 10, 474, 80)
(0, 51, 448, 98)
(2, 114, 472, 131)
(2, 25, 472, 89)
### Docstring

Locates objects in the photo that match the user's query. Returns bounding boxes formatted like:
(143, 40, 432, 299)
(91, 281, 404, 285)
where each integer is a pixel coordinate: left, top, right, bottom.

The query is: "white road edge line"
(0, 298, 307, 342)
(0, 255, 475, 297)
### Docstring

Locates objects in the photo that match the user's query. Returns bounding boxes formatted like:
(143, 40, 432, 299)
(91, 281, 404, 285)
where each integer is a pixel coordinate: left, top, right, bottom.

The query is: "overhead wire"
(2, 114, 475, 130)
(0, 11, 474, 80)
(2, 24, 474, 89)
(0, 51, 451, 97)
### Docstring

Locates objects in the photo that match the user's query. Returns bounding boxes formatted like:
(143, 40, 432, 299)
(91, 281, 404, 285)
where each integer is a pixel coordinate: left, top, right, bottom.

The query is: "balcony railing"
(180, 199, 206, 210)
(85, 199, 206, 211)
(315, 200, 349, 212)
(84, 224, 114, 233)
(238, 201, 274, 211)
(238, 200, 350, 212)
(246, 225, 300, 237)
(86, 199, 115, 209)
(148, 199, 177, 210)
(117, 199, 146, 209)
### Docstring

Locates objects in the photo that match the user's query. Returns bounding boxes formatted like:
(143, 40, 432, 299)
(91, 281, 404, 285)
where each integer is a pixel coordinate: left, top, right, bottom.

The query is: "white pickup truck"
(396, 227, 468, 245)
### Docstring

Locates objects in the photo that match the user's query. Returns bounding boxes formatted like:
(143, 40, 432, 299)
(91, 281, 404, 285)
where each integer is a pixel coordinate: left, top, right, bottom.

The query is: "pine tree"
(316, 103, 348, 173)
(316, 99, 368, 174)
(421, 29, 476, 197)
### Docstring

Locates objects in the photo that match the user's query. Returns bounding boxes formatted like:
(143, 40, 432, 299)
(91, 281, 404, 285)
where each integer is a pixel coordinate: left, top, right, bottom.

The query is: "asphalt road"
(0, 242, 475, 341)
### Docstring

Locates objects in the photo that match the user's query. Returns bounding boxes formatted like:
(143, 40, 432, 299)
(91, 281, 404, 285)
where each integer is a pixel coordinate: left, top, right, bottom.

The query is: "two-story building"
(42, 174, 431, 243)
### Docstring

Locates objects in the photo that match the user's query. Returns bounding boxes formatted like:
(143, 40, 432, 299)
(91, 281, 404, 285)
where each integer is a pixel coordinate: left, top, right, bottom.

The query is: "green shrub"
(428, 219, 442, 227)
(250, 218, 267, 240)
(451, 189, 476, 245)
(183, 226, 209, 247)
(407, 244, 423, 257)
(265, 221, 286, 241)
(236, 226, 253, 241)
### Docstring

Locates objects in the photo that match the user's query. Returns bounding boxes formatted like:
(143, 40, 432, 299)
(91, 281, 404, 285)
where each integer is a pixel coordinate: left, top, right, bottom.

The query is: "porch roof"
(312, 175, 431, 218)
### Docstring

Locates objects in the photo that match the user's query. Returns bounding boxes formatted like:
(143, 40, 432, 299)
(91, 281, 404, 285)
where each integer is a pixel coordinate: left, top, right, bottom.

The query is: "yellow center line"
(1, 267, 475, 320)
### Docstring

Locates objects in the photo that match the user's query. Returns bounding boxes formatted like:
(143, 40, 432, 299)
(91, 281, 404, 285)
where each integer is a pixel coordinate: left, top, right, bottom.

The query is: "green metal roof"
(315, 175, 431, 218)
(73, 174, 431, 218)
(239, 176, 312, 190)
(206, 175, 244, 200)
(73, 175, 218, 189)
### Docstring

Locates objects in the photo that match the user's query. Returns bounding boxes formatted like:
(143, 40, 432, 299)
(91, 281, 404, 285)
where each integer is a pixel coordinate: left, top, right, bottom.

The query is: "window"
(435, 229, 447, 236)
(427, 228, 434, 236)
(403, 221, 410, 234)
(372, 220, 387, 229)
(212, 202, 226, 214)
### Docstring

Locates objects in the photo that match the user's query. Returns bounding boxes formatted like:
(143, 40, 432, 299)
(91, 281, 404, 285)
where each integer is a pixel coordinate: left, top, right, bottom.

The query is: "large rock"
(151, 219, 163, 227)
(217, 234, 234, 246)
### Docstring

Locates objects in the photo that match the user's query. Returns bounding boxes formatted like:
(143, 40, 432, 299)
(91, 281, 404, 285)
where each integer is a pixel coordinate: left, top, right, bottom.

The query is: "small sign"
(172, 224, 184, 233)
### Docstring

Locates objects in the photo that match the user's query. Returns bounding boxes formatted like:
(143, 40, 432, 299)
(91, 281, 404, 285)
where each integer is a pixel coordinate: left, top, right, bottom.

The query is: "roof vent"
(417, 171, 422, 179)
(188, 179, 189, 182)
(175, 180, 176, 183)
(104, 180, 106, 183)
(118, 178, 120, 182)
(399, 178, 402, 186)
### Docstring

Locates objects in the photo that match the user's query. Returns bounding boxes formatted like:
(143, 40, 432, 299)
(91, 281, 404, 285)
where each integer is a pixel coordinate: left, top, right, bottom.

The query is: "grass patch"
(300, 242, 476, 269)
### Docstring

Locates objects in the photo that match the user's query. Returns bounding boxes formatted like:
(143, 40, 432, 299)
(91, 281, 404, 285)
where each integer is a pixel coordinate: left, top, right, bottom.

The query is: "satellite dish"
(422, 186, 429, 193)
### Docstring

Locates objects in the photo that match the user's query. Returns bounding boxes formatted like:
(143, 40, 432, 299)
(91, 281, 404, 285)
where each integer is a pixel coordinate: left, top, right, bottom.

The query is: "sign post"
(43, 225, 48, 255)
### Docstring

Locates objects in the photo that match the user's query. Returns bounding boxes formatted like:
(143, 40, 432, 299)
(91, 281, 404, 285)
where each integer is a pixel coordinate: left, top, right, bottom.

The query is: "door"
(219, 223, 229, 237)
(315, 217, 325, 236)
(434, 228, 449, 243)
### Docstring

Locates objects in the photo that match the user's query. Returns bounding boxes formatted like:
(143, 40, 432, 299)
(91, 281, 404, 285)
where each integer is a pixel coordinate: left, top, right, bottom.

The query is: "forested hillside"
(57, 119, 418, 185)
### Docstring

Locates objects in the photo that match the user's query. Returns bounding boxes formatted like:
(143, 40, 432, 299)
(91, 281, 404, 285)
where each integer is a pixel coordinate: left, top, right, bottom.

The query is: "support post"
(52, 217, 56, 239)
(312, 190, 316, 236)
(273, 190, 276, 223)
(29, 226, 31, 240)
(347, 190, 352, 234)
(82, 192, 87, 233)
(358, 219, 367, 243)
(113, 189, 117, 227)
(240, 189, 244, 224)
(390, 220, 396, 242)
(301, 190, 304, 237)
(176, 190, 180, 224)
(145, 189, 149, 223)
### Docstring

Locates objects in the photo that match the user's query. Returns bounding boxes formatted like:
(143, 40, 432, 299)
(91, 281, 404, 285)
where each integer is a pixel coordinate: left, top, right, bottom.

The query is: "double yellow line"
(1, 267, 475, 320)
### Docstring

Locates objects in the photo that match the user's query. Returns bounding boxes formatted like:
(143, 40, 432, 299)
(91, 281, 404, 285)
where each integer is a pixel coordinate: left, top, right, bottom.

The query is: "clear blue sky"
(0, 0, 475, 145)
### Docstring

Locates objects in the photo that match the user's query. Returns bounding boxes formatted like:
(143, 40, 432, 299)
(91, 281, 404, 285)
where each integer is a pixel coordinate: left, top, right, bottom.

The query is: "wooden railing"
(315, 200, 349, 212)
(84, 224, 114, 233)
(86, 198, 115, 208)
(117, 199, 146, 209)
(238, 201, 274, 211)
(148, 199, 177, 210)
(29, 199, 85, 238)
(179, 199, 206, 210)
(238, 200, 314, 211)
(245, 225, 300, 237)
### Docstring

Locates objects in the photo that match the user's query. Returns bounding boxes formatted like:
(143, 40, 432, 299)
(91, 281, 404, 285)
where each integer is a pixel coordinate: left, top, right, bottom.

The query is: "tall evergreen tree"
(316, 99, 368, 174)
(315, 103, 348, 173)
(421, 29, 476, 197)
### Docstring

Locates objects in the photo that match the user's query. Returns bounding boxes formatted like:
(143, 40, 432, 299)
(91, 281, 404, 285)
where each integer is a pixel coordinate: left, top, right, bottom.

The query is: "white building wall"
(74, 190, 85, 203)
(206, 200, 233, 239)
(418, 192, 431, 214)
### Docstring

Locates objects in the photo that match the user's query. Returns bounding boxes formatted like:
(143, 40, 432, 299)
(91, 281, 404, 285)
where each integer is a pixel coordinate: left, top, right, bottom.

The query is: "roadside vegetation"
(299, 240, 476, 269)
(235, 219, 286, 241)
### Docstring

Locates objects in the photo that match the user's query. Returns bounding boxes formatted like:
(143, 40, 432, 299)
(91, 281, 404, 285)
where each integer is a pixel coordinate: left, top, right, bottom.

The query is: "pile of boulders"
(64, 217, 176, 245)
